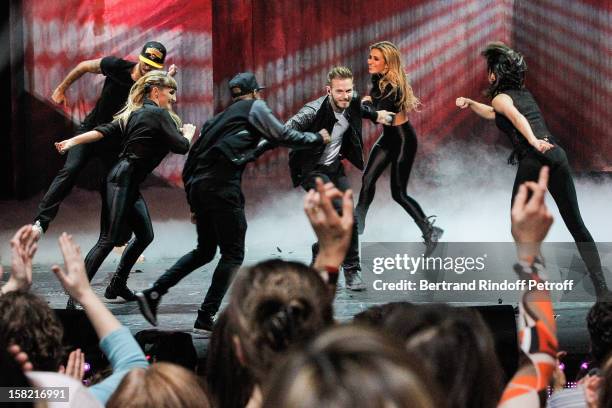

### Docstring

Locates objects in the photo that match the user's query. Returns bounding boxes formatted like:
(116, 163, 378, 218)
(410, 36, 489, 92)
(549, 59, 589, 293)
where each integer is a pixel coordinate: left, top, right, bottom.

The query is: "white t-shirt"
(318, 111, 349, 166)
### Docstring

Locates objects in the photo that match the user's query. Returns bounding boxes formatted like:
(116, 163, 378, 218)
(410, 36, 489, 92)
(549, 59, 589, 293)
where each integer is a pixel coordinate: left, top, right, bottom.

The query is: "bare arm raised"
(456, 97, 496, 120)
(51, 58, 102, 107)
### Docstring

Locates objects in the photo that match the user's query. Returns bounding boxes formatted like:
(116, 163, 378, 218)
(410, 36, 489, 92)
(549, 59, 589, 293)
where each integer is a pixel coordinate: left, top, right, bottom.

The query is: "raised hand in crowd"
(1, 225, 37, 294)
(58, 348, 86, 381)
(510, 166, 553, 260)
(52, 233, 121, 338)
(304, 178, 354, 272)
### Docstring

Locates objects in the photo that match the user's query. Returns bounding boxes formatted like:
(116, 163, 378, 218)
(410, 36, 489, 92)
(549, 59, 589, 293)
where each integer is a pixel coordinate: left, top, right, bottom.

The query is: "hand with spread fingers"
(1, 225, 38, 294)
(59, 348, 86, 381)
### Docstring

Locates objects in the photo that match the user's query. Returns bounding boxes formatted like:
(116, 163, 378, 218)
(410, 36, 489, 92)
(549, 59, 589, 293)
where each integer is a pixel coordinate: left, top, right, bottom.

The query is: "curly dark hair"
(482, 42, 527, 97)
(229, 259, 334, 383)
(587, 301, 612, 366)
(0, 291, 65, 371)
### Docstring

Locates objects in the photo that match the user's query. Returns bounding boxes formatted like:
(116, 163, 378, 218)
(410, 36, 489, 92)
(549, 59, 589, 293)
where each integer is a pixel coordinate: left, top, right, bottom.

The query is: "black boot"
(136, 287, 163, 326)
(104, 274, 136, 301)
(66, 297, 77, 310)
(590, 271, 612, 301)
(193, 309, 215, 333)
(419, 216, 444, 257)
(344, 268, 366, 291)
(355, 206, 366, 235)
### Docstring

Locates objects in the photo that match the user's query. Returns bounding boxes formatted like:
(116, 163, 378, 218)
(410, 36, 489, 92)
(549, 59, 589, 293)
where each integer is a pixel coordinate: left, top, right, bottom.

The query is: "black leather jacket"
(285, 94, 369, 186)
(183, 98, 323, 199)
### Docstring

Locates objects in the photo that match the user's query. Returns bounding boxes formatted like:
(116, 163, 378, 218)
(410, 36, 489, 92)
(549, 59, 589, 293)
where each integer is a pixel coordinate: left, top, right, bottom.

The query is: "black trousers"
(356, 121, 428, 232)
(35, 125, 115, 232)
(152, 182, 247, 316)
(512, 147, 605, 283)
(85, 159, 154, 282)
(301, 159, 360, 271)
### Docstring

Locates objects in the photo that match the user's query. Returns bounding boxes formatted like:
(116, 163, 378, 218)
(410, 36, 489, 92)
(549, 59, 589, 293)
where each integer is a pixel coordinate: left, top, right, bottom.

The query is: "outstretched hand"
(58, 349, 85, 381)
(532, 139, 555, 154)
(304, 178, 353, 270)
(51, 233, 93, 302)
(1, 225, 37, 294)
(181, 124, 196, 143)
(51, 87, 68, 107)
(511, 166, 553, 260)
(168, 64, 178, 77)
(55, 139, 75, 155)
(456, 97, 470, 109)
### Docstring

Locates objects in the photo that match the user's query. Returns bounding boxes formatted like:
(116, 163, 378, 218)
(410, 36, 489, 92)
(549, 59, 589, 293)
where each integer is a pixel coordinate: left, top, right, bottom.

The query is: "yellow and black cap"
(229, 72, 265, 97)
(139, 41, 166, 69)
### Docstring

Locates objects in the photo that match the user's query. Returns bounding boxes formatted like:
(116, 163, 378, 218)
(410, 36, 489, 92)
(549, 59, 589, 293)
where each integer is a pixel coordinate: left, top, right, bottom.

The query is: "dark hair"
(326, 66, 353, 85)
(482, 42, 527, 97)
(205, 309, 253, 408)
(600, 355, 612, 407)
(262, 324, 437, 408)
(384, 304, 504, 408)
(0, 291, 65, 371)
(587, 301, 612, 366)
(229, 259, 333, 383)
(353, 302, 414, 327)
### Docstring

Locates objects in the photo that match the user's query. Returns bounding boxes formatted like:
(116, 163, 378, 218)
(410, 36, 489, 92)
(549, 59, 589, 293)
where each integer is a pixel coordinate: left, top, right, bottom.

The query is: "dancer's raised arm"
(456, 97, 496, 120)
(54, 129, 106, 154)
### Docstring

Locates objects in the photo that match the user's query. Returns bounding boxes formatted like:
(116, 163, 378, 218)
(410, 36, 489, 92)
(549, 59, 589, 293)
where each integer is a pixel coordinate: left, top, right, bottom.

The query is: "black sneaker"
(66, 297, 77, 310)
(193, 311, 215, 333)
(344, 269, 366, 291)
(136, 289, 161, 326)
(104, 276, 137, 301)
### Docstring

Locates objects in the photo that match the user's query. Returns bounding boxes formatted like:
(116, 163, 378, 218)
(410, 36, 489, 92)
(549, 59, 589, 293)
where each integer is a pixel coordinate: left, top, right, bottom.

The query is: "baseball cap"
(228, 72, 265, 97)
(139, 41, 167, 69)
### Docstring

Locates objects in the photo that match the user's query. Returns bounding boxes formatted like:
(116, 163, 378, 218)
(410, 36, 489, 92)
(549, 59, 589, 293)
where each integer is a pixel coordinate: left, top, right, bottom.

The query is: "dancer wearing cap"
(136, 72, 330, 331)
(32, 41, 175, 238)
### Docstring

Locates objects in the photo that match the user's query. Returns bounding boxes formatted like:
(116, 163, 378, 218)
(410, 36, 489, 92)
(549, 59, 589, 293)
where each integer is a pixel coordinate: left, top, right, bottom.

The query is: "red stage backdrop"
(512, 0, 612, 171)
(18, 0, 610, 194)
(213, 0, 513, 183)
(21, 0, 212, 186)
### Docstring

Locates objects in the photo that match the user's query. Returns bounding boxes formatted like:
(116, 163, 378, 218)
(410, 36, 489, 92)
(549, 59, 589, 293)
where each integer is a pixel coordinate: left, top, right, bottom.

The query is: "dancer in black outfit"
(280, 66, 395, 291)
(32, 41, 174, 238)
(355, 41, 443, 255)
(136, 72, 330, 331)
(456, 42, 610, 298)
(55, 70, 194, 301)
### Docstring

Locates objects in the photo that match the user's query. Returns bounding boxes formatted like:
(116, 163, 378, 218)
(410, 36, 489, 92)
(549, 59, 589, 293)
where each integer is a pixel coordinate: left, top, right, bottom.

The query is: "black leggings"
(512, 147, 604, 283)
(85, 159, 154, 281)
(356, 121, 427, 231)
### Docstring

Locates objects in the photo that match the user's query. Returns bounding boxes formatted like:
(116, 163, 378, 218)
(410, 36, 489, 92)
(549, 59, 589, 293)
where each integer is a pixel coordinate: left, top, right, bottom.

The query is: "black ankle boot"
(419, 216, 444, 257)
(105, 275, 136, 301)
(355, 206, 366, 235)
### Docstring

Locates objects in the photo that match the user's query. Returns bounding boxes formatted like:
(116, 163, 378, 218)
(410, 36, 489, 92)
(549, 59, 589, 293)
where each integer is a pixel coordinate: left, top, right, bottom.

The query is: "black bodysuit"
(495, 88, 607, 295)
(356, 74, 429, 233)
(84, 99, 189, 282)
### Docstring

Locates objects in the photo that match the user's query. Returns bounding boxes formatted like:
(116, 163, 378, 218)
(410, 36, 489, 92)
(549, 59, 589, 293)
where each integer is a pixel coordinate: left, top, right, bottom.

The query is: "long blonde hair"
(113, 70, 182, 129)
(370, 41, 420, 113)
